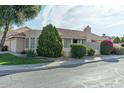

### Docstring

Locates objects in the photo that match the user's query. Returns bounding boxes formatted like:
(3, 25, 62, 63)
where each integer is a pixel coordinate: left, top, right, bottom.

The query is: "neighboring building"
(1, 25, 110, 56)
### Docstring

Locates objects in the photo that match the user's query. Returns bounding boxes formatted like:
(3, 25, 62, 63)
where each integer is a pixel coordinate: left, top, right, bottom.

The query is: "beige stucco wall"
(24, 30, 41, 51)
(16, 38, 25, 53)
(84, 42, 101, 55)
(63, 48, 71, 57)
(3, 30, 41, 53)
(5, 38, 24, 53)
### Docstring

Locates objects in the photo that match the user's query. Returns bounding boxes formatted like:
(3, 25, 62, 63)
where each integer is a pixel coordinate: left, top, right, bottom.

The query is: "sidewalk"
(0, 55, 124, 76)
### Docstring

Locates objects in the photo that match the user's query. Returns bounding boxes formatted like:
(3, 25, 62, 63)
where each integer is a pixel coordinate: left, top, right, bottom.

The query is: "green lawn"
(0, 54, 53, 65)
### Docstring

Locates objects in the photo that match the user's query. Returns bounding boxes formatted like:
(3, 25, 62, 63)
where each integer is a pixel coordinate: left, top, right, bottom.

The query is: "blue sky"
(19, 5, 124, 37)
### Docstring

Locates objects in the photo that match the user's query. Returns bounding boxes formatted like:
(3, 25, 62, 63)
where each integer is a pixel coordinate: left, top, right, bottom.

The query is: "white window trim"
(30, 37, 35, 49)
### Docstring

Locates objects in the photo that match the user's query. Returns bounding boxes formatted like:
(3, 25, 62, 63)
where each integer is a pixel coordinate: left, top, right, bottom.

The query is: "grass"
(0, 53, 53, 65)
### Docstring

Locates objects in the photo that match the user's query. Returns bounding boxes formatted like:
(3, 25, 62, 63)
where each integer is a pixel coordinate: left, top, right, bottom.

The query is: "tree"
(121, 37, 124, 43)
(102, 33, 106, 37)
(37, 24, 63, 57)
(0, 5, 41, 50)
(113, 36, 120, 43)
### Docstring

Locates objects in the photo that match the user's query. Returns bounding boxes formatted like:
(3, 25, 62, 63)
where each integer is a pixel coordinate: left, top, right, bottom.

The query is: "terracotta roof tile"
(57, 28, 86, 39)
(7, 26, 31, 36)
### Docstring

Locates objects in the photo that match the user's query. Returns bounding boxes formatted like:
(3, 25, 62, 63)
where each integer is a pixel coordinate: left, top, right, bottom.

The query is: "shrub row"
(71, 44, 95, 58)
(87, 47, 95, 56)
(100, 40, 124, 55)
(71, 44, 86, 58)
(113, 47, 124, 55)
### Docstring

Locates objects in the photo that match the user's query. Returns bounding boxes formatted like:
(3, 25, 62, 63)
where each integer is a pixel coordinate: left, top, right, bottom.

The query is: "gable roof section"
(7, 26, 31, 35)
(57, 28, 86, 39)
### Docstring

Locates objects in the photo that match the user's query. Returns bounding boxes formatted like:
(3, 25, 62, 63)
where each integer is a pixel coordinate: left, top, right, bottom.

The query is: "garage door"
(10, 39, 16, 52)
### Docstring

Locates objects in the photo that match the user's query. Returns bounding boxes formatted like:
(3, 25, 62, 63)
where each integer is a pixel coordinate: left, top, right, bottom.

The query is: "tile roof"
(7, 33, 26, 39)
(57, 28, 86, 39)
(6, 26, 106, 40)
(7, 26, 31, 36)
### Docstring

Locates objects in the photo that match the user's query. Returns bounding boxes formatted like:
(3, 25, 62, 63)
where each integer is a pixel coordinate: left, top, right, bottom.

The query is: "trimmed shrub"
(20, 51, 26, 54)
(71, 44, 86, 58)
(87, 48, 95, 56)
(114, 47, 124, 55)
(121, 37, 124, 43)
(100, 40, 113, 55)
(1, 45, 8, 51)
(26, 50, 36, 57)
(37, 24, 63, 57)
(113, 37, 120, 43)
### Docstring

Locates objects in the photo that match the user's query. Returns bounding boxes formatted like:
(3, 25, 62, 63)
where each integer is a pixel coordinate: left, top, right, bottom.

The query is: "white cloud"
(41, 5, 124, 29)
(105, 20, 124, 28)
(25, 5, 124, 36)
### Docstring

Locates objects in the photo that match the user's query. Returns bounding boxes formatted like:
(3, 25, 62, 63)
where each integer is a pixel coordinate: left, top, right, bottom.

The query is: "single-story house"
(1, 25, 110, 56)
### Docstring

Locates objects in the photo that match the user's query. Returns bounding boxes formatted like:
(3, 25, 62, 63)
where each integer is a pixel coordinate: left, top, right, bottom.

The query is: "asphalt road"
(0, 58, 124, 88)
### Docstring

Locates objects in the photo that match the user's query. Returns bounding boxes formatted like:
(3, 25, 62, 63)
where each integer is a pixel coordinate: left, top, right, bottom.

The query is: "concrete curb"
(0, 56, 124, 76)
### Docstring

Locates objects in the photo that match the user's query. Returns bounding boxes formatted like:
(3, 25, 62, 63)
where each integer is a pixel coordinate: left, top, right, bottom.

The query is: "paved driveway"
(0, 58, 124, 88)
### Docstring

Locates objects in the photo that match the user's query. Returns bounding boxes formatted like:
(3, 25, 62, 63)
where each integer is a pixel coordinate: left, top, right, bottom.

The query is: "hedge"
(87, 47, 95, 56)
(71, 44, 86, 58)
(114, 47, 124, 55)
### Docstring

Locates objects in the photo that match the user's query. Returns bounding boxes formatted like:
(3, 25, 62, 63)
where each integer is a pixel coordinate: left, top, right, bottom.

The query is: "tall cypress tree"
(37, 24, 63, 57)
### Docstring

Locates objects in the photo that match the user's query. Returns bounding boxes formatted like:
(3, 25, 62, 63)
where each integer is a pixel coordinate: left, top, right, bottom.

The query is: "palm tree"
(0, 5, 41, 50)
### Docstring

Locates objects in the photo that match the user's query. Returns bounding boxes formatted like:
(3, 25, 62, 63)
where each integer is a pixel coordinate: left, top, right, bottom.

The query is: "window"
(64, 39, 71, 48)
(26, 38, 29, 48)
(73, 39, 78, 43)
(91, 40, 96, 42)
(31, 38, 35, 48)
(82, 39, 86, 43)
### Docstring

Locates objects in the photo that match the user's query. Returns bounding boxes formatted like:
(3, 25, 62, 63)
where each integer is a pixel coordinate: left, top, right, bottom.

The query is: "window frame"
(30, 37, 35, 48)
(26, 38, 29, 48)
(64, 39, 71, 48)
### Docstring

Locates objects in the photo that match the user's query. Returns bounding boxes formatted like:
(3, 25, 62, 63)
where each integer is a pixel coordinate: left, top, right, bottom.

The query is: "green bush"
(87, 48, 95, 56)
(71, 44, 86, 58)
(37, 24, 63, 57)
(100, 40, 113, 55)
(113, 37, 120, 43)
(20, 50, 26, 54)
(26, 50, 36, 57)
(1, 45, 8, 51)
(115, 47, 124, 55)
